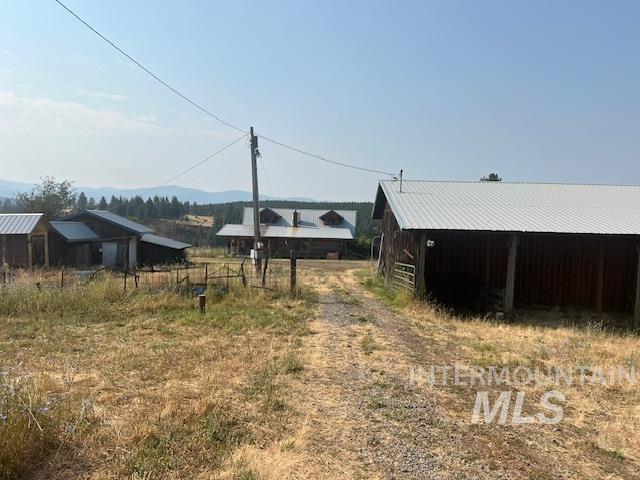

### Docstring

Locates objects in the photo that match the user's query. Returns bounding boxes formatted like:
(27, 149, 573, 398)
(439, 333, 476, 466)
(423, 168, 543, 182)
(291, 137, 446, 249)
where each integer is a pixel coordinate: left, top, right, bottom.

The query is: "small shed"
(372, 180, 640, 327)
(139, 233, 191, 265)
(48, 221, 100, 267)
(0, 213, 49, 268)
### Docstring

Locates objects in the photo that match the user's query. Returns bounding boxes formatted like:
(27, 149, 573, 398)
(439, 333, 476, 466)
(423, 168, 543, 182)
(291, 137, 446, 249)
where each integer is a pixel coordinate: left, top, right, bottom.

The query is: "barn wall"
(379, 203, 419, 281)
(421, 230, 638, 313)
(70, 214, 134, 240)
(0, 234, 29, 267)
(139, 243, 187, 265)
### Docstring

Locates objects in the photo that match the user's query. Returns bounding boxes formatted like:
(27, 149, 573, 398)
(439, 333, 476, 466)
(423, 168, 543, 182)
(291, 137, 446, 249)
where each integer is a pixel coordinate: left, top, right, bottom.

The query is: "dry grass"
(357, 268, 640, 478)
(0, 271, 314, 479)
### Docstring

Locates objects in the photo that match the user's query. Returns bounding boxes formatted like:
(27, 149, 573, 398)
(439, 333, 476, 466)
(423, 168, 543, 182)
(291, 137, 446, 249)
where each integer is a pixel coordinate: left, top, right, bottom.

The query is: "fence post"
(290, 250, 297, 295)
(262, 253, 269, 288)
(199, 294, 206, 314)
(124, 271, 127, 292)
(204, 263, 208, 289)
(60, 267, 64, 289)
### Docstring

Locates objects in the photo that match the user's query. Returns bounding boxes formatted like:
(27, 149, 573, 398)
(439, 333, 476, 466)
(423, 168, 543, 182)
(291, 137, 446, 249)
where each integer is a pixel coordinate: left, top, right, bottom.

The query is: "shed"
(372, 180, 640, 327)
(139, 233, 191, 265)
(0, 213, 49, 267)
(48, 221, 100, 267)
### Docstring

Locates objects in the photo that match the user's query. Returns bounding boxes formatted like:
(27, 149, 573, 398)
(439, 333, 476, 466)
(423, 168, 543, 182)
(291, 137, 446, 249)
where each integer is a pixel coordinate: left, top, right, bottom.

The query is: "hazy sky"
(1, 1, 639, 201)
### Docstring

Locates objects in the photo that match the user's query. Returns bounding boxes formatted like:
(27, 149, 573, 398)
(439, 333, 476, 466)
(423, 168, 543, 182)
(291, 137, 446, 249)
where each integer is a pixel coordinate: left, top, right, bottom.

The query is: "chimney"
(292, 210, 299, 227)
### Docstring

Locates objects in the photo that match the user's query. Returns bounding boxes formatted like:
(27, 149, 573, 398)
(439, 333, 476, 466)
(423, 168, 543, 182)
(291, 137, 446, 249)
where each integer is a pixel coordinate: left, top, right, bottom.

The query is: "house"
(59, 210, 191, 268)
(217, 207, 356, 259)
(372, 180, 640, 327)
(0, 213, 50, 267)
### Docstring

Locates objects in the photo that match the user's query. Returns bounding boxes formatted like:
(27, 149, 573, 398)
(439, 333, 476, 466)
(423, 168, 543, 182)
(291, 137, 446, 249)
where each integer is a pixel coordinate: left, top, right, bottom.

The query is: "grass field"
(1, 262, 639, 479)
(0, 273, 313, 479)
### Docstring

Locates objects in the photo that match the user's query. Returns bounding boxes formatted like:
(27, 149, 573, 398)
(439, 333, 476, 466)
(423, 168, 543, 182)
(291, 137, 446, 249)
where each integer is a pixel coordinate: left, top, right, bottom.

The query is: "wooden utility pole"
(250, 126, 262, 272)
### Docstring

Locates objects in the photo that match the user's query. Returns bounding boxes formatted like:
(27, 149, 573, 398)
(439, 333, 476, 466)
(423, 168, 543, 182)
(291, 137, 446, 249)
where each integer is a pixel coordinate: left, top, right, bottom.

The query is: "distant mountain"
(0, 179, 312, 204)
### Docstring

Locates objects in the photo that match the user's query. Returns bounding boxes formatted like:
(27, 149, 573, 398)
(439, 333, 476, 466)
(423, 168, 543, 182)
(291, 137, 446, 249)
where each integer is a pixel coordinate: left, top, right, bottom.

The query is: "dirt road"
(286, 265, 640, 480)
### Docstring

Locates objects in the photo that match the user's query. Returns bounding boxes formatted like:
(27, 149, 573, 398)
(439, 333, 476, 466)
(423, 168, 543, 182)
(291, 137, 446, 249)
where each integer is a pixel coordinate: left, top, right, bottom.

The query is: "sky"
(1, 0, 639, 201)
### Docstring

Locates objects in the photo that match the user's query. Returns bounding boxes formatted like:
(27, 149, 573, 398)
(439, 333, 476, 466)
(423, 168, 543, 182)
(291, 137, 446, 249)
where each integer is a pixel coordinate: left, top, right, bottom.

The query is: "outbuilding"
(0, 213, 49, 268)
(372, 180, 640, 327)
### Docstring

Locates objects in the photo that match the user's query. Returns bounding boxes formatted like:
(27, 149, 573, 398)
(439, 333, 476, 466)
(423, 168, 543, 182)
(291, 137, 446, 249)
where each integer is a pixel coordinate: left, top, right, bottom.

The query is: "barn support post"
(415, 232, 427, 299)
(504, 234, 519, 316)
(634, 247, 640, 330)
(1, 235, 5, 264)
(44, 230, 49, 267)
(595, 239, 605, 312)
(27, 234, 33, 268)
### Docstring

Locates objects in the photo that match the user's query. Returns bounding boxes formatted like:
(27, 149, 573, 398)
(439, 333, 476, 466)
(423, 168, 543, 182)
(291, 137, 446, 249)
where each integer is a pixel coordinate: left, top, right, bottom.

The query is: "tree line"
(0, 177, 379, 249)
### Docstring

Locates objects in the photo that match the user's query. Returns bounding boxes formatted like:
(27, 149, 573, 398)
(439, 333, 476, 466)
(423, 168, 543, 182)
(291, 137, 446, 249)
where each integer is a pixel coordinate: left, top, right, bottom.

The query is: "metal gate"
(393, 262, 416, 293)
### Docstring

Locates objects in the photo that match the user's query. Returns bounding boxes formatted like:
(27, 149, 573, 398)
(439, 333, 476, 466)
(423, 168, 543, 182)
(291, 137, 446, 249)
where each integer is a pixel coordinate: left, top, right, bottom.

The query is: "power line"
(141, 133, 248, 196)
(258, 134, 396, 176)
(54, 0, 397, 178)
(54, 0, 247, 134)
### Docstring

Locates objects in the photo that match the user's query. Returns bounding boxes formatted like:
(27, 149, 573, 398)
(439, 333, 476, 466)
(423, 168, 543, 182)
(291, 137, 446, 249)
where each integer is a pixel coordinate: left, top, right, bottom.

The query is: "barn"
(217, 207, 356, 259)
(59, 210, 191, 268)
(0, 213, 50, 268)
(372, 180, 640, 327)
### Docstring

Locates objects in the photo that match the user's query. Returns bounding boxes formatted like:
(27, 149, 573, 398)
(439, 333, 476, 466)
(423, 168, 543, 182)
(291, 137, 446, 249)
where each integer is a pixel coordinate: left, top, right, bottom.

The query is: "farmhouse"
(372, 180, 640, 326)
(0, 213, 50, 268)
(217, 207, 356, 259)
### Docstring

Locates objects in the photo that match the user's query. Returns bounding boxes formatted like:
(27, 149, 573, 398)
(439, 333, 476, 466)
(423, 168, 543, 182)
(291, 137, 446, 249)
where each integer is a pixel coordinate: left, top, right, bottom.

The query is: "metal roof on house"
(216, 224, 354, 240)
(64, 210, 154, 234)
(49, 221, 100, 242)
(0, 213, 44, 235)
(372, 180, 640, 235)
(140, 233, 191, 250)
(241, 207, 356, 234)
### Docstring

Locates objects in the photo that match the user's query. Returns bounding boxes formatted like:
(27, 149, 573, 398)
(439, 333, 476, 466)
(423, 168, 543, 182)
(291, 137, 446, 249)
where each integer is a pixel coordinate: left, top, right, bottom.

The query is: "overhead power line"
(258, 134, 396, 176)
(141, 133, 248, 196)
(54, 0, 247, 134)
(54, 0, 397, 178)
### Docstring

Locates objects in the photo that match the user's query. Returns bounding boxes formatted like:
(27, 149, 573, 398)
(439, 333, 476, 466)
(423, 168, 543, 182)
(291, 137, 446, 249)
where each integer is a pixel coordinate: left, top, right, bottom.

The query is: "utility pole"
(250, 127, 262, 272)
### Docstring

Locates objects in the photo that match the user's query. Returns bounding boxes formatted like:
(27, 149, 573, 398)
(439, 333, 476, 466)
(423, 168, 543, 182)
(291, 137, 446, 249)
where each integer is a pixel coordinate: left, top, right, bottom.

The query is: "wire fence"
(0, 257, 293, 295)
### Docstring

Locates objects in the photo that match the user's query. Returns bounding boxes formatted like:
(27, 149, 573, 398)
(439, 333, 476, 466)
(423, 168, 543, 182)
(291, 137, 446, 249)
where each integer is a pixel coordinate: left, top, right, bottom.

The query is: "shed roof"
(373, 180, 640, 235)
(49, 221, 100, 242)
(140, 233, 191, 250)
(63, 210, 154, 235)
(0, 213, 44, 235)
(216, 224, 354, 240)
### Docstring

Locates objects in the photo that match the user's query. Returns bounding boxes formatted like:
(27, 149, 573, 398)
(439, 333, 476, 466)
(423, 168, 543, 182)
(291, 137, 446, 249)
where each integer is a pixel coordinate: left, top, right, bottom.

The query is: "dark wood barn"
(60, 210, 191, 268)
(372, 180, 640, 327)
(48, 221, 100, 267)
(217, 207, 356, 259)
(0, 213, 49, 268)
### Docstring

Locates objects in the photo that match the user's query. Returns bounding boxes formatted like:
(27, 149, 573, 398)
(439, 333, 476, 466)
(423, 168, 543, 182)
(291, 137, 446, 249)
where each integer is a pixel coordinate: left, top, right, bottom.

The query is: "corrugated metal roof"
(141, 233, 191, 250)
(373, 180, 640, 235)
(217, 224, 354, 240)
(241, 207, 356, 235)
(0, 213, 43, 234)
(62, 210, 155, 234)
(49, 221, 100, 242)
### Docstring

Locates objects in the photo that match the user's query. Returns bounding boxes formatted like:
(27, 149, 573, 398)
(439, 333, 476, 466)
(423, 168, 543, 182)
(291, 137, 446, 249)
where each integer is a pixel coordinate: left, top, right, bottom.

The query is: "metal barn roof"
(0, 213, 44, 234)
(49, 221, 100, 242)
(216, 224, 354, 240)
(140, 233, 191, 250)
(373, 180, 640, 235)
(64, 210, 154, 234)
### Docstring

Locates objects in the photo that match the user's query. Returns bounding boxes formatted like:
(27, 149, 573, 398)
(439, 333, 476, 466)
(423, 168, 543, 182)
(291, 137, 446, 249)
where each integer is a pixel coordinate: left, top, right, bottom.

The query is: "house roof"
(216, 207, 357, 240)
(372, 180, 640, 235)
(49, 221, 100, 242)
(242, 207, 356, 233)
(140, 233, 191, 250)
(216, 224, 354, 240)
(0, 213, 44, 235)
(64, 210, 154, 235)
